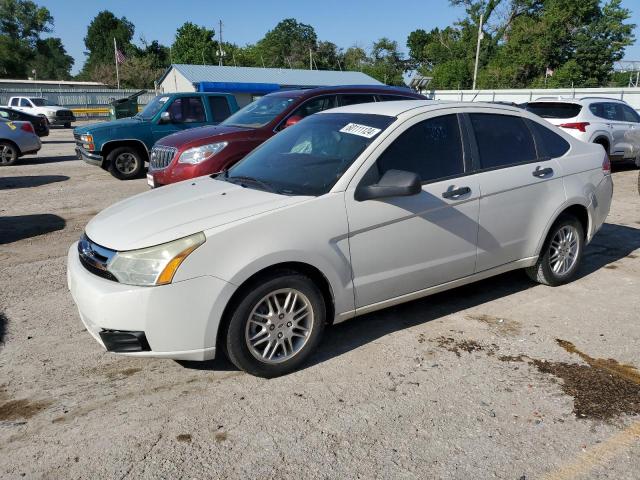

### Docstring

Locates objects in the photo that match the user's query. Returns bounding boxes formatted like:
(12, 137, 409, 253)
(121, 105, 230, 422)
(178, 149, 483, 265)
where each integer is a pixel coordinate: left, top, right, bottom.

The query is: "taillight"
(21, 122, 34, 133)
(602, 154, 611, 175)
(559, 122, 590, 133)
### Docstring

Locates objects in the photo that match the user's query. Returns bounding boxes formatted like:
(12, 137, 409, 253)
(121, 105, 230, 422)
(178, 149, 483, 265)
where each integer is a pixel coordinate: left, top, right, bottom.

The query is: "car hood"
(74, 118, 144, 136)
(85, 177, 309, 251)
(157, 124, 254, 148)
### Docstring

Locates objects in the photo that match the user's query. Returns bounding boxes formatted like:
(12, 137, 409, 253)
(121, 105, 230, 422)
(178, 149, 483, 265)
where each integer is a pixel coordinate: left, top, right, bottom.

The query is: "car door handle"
(532, 167, 553, 178)
(442, 186, 471, 199)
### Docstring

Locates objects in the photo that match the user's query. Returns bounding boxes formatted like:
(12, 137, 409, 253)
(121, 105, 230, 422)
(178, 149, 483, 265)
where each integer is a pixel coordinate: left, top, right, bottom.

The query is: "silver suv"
(526, 97, 640, 167)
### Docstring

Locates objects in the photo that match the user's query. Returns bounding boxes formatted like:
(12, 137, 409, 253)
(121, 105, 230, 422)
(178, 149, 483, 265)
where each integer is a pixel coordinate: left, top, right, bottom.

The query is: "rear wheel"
(64, 122, 71, 128)
(225, 272, 326, 378)
(526, 214, 584, 286)
(107, 146, 144, 180)
(0, 141, 18, 166)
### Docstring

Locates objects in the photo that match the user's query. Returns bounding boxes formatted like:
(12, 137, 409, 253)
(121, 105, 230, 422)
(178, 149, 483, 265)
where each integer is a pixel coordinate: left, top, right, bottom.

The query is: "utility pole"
(472, 12, 483, 91)
(218, 20, 224, 66)
(310, 48, 313, 70)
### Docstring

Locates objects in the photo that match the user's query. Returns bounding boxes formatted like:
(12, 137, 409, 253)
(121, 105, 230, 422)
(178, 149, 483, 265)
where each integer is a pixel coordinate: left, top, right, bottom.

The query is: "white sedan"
(67, 101, 613, 377)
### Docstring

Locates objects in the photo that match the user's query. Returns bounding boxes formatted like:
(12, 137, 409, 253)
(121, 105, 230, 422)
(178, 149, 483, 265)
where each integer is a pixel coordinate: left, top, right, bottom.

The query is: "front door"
(151, 96, 208, 142)
(345, 113, 480, 308)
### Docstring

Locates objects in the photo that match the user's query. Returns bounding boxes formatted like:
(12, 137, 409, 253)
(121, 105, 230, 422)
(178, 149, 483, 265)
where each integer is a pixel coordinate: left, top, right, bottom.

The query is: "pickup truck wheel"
(64, 123, 71, 128)
(225, 273, 326, 378)
(0, 141, 18, 166)
(108, 147, 144, 180)
(525, 214, 584, 286)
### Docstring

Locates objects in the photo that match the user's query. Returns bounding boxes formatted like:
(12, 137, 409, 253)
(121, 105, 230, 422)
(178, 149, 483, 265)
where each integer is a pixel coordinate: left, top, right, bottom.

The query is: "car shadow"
(42, 140, 75, 144)
(611, 160, 638, 172)
(0, 175, 69, 190)
(177, 222, 640, 375)
(0, 214, 66, 244)
(19, 155, 78, 165)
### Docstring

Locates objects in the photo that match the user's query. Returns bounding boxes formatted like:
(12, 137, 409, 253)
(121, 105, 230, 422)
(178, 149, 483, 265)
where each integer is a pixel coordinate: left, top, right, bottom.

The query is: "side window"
(528, 121, 570, 158)
(339, 94, 376, 106)
(290, 95, 336, 119)
(375, 114, 465, 183)
(208, 96, 231, 123)
(593, 103, 618, 121)
(622, 105, 640, 123)
(167, 97, 205, 123)
(10, 98, 18, 107)
(20, 98, 31, 107)
(378, 94, 415, 102)
(469, 113, 537, 169)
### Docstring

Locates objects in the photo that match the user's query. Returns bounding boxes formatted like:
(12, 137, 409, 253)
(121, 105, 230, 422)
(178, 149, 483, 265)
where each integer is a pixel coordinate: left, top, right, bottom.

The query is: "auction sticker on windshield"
(339, 123, 382, 138)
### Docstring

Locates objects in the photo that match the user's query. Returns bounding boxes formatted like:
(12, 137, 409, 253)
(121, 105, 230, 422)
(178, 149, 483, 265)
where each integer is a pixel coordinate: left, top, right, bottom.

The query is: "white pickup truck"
(7, 96, 75, 127)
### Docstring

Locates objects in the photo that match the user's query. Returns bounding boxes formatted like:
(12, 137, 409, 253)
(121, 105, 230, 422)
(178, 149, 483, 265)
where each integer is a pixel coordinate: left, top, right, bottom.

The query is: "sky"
(36, 0, 640, 75)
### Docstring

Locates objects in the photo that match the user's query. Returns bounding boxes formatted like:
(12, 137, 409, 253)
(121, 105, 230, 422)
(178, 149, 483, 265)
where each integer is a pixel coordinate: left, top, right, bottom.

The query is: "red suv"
(147, 85, 426, 187)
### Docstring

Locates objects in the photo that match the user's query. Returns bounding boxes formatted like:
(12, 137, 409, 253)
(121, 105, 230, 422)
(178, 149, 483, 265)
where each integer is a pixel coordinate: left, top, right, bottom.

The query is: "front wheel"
(225, 272, 326, 378)
(107, 147, 144, 180)
(526, 214, 584, 286)
(0, 141, 18, 166)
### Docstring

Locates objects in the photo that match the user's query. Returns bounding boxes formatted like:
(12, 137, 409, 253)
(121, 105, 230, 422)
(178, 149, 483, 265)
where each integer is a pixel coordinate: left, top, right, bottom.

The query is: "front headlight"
(80, 133, 94, 150)
(178, 142, 228, 164)
(47, 109, 57, 116)
(107, 232, 205, 286)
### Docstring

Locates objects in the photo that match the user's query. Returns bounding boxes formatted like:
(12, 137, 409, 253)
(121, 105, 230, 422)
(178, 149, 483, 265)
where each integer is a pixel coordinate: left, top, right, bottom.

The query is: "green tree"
(28, 37, 73, 79)
(363, 38, 406, 85)
(81, 10, 134, 78)
(171, 22, 217, 65)
(254, 18, 317, 68)
(141, 39, 170, 70)
(0, 0, 52, 77)
(343, 46, 368, 71)
(314, 41, 342, 70)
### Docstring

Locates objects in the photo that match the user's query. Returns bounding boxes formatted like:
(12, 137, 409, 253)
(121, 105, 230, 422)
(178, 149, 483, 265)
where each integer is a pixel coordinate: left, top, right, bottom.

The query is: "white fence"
(0, 88, 157, 108)
(424, 87, 640, 110)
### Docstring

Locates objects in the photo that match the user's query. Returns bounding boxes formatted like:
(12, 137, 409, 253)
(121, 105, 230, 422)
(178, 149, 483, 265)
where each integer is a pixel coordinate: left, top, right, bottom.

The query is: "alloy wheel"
(549, 225, 579, 276)
(114, 152, 138, 174)
(244, 288, 313, 364)
(0, 144, 16, 165)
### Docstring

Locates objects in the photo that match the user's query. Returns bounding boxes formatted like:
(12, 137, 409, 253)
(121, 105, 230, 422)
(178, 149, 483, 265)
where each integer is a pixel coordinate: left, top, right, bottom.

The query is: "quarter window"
(290, 95, 336, 119)
(208, 96, 231, 123)
(375, 114, 465, 183)
(20, 98, 31, 107)
(470, 113, 537, 169)
(10, 98, 18, 106)
(167, 97, 206, 123)
(589, 102, 619, 121)
(528, 121, 570, 158)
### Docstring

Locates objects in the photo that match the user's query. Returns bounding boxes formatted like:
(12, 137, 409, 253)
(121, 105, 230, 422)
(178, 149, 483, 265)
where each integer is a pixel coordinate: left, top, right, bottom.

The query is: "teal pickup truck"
(74, 92, 239, 180)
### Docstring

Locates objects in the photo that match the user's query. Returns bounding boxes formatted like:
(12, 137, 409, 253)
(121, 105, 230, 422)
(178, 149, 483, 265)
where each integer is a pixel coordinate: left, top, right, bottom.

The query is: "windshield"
(526, 102, 582, 119)
(222, 96, 297, 128)
(30, 98, 58, 107)
(137, 95, 171, 119)
(223, 113, 395, 196)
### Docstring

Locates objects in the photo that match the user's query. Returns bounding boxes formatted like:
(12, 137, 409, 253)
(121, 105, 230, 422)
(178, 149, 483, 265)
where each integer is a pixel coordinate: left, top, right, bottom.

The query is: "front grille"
(149, 145, 177, 170)
(56, 109, 74, 118)
(78, 234, 118, 282)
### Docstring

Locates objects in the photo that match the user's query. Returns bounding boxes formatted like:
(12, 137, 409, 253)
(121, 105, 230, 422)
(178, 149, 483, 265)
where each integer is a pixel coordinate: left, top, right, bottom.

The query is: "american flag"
(115, 48, 126, 64)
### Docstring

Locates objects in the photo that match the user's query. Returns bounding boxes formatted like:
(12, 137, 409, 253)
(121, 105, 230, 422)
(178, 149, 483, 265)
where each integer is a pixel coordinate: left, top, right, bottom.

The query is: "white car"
(7, 96, 76, 127)
(67, 101, 613, 377)
(526, 97, 640, 167)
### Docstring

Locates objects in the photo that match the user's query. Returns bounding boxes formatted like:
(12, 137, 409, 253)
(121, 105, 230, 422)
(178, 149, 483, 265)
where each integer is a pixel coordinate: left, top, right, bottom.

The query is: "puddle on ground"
(0, 390, 51, 421)
(466, 313, 522, 336)
(432, 336, 498, 357)
(501, 339, 640, 421)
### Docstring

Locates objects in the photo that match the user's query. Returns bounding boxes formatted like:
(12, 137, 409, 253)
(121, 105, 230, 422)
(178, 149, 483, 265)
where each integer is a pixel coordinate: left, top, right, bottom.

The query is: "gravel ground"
(1, 124, 639, 479)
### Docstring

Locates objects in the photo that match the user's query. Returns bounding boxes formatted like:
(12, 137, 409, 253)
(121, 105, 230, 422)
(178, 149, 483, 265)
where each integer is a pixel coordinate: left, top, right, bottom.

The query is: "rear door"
(468, 111, 566, 271)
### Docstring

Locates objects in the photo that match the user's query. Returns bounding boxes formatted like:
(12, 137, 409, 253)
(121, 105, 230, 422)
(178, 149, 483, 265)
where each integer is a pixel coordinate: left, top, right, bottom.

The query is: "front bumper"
(75, 146, 103, 166)
(67, 242, 233, 361)
(47, 115, 76, 125)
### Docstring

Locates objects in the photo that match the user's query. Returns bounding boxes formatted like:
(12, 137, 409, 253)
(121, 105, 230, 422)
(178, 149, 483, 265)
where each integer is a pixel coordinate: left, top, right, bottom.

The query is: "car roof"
(529, 97, 628, 105)
(267, 85, 424, 99)
(321, 100, 524, 117)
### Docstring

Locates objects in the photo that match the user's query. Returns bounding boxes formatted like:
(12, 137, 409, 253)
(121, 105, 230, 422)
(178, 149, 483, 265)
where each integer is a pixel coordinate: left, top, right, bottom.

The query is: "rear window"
(208, 96, 231, 123)
(526, 102, 581, 119)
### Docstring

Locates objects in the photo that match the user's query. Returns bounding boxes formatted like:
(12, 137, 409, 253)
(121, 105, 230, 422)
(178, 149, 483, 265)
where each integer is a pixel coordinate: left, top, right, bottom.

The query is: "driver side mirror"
(283, 115, 303, 129)
(159, 111, 172, 124)
(355, 169, 422, 202)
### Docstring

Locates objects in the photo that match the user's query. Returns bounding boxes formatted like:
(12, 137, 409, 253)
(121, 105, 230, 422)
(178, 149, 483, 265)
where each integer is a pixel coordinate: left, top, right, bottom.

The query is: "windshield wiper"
(226, 175, 277, 193)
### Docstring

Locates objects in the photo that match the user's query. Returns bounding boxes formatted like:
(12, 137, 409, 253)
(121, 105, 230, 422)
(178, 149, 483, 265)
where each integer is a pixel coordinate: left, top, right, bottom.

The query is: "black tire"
(64, 122, 71, 128)
(526, 214, 584, 286)
(225, 272, 326, 378)
(0, 141, 19, 166)
(107, 146, 144, 180)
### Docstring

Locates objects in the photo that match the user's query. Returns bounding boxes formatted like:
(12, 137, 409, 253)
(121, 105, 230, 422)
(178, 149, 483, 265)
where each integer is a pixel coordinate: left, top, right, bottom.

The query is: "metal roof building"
(158, 64, 383, 106)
